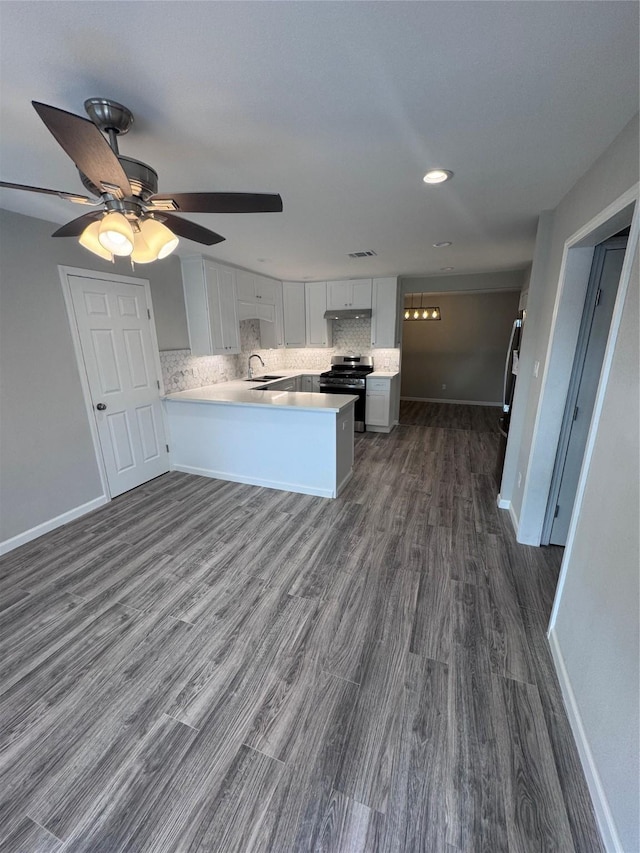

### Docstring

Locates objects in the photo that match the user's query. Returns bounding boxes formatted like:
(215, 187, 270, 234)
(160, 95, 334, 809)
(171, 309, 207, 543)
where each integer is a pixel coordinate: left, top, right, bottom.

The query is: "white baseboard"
(548, 628, 622, 853)
(171, 464, 335, 499)
(496, 495, 520, 536)
(0, 495, 109, 556)
(401, 396, 502, 407)
(336, 468, 354, 496)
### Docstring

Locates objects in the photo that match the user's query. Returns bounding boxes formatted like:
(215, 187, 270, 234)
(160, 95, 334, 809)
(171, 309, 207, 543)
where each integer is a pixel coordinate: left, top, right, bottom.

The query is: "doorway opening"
(542, 231, 629, 545)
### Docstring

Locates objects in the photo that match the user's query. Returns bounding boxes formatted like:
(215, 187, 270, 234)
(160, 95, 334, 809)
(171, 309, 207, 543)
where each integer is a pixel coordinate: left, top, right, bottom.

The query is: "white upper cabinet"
(326, 279, 372, 310)
(371, 277, 400, 348)
(282, 282, 306, 347)
(236, 270, 282, 349)
(305, 282, 333, 348)
(236, 270, 278, 305)
(182, 257, 240, 356)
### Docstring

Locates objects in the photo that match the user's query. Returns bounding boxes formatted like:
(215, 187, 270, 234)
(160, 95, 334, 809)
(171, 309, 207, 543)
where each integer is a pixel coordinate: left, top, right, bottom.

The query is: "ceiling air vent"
(347, 250, 377, 258)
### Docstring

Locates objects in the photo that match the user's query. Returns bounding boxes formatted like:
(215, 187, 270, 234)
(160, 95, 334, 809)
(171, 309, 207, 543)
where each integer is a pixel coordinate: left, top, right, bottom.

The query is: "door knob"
(96, 403, 107, 411)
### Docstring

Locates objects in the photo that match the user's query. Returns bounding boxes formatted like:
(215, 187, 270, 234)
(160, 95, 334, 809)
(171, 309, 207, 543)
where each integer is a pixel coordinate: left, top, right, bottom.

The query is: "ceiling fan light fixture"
(423, 169, 454, 184)
(140, 218, 179, 260)
(98, 211, 134, 255)
(79, 220, 113, 260)
(130, 230, 158, 264)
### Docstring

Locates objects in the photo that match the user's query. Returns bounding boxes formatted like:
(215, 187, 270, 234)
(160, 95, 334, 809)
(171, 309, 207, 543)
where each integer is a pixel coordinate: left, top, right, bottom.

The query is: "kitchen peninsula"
(163, 377, 357, 498)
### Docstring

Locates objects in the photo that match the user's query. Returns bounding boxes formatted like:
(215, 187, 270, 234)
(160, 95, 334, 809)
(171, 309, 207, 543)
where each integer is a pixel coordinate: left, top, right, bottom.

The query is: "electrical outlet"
(533, 360, 540, 378)
(441, 383, 447, 390)
(517, 471, 522, 488)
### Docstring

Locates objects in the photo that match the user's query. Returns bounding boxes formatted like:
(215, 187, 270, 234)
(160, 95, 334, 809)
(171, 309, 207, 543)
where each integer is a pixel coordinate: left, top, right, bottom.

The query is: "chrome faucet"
(248, 353, 265, 379)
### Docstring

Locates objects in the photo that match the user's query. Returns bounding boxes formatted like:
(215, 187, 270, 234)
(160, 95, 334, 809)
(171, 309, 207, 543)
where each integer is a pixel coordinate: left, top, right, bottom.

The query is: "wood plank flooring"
(0, 402, 604, 852)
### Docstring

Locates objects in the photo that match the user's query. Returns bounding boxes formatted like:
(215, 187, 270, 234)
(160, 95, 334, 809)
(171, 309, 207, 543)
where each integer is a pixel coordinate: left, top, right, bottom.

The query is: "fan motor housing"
(80, 156, 158, 201)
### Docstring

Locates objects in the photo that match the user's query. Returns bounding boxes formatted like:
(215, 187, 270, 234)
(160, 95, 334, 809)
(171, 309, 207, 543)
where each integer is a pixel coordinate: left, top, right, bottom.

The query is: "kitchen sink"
(244, 375, 285, 382)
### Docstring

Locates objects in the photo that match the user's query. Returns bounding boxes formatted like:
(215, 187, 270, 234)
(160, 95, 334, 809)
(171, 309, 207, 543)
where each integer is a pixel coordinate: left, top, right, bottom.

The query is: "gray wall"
(400, 289, 521, 403)
(505, 115, 639, 529)
(0, 209, 187, 543)
(499, 114, 639, 847)
(553, 246, 639, 852)
(401, 268, 527, 296)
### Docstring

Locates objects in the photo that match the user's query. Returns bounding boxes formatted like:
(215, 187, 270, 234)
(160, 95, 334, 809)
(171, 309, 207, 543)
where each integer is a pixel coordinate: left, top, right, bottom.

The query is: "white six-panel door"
(68, 274, 169, 497)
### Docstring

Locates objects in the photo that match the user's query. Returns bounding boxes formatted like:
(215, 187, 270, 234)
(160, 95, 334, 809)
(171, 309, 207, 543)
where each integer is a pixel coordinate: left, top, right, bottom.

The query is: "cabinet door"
(273, 281, 285, 347)
(365, 392, 389, 426)
(301, 375, 313, 392)
(282, 282, 306, 347)
(371, 277, 399, 348)
(217, 265, 240, 353)
(255, 276, 278, 305)
(327, 281, 352, 309)
(352, 279, 372, 309)
(305, 282, 332, 348)
(235, 270, 256, 302)
(182, 258, 212, 355)
(204, 261, 225, 353)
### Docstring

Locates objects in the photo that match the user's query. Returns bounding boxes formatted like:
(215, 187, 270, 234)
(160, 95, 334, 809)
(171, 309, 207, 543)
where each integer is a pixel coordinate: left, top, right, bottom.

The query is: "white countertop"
(164, 382, 357, 413)
(369, 371, 400, 378)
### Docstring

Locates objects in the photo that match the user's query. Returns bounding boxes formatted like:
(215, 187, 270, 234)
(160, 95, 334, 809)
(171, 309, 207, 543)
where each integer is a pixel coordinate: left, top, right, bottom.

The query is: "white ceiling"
(0, 1, 637, 282)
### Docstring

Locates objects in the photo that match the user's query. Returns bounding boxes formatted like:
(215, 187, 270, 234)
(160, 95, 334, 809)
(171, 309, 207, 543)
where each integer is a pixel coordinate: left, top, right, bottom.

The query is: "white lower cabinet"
(366, 374, 400, 432)
(301, 374, 320, 393)
(268, 377, 297, 392)
(182, 257, 240, 356)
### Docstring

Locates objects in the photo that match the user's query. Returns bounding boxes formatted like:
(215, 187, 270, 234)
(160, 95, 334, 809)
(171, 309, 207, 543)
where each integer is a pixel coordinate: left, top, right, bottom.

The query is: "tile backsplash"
(160, 317, 400, 393)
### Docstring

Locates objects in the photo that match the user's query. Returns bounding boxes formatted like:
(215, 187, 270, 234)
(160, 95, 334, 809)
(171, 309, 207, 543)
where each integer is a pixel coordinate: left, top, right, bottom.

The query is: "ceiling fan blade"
(149, 192, 283, 214)
(158, 213, 225, 245)
(32, 101, 132, 198)
(0, 180, 96, 204)
(51, 211, 104, 238)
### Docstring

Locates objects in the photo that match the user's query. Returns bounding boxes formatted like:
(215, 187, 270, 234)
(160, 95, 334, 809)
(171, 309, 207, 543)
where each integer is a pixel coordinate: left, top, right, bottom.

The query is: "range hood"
(324, 308, 372, 320)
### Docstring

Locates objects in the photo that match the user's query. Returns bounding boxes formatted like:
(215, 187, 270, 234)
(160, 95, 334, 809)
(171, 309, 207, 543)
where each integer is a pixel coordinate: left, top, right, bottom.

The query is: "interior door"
(68, 274, 169, 497)
(548, 236, 627, 545)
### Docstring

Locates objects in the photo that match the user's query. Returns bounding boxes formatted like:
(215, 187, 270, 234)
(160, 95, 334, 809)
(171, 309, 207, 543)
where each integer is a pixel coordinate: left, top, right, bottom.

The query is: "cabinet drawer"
(367, 378, 391, 392)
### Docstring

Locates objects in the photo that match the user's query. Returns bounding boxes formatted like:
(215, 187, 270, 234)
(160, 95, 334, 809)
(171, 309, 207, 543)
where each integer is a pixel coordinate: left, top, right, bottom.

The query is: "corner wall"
(550, 243, 639, 852)
(0, 209, 187, 546)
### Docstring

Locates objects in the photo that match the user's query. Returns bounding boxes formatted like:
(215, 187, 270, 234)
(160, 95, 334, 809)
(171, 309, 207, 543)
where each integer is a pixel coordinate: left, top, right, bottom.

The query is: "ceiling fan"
(0, 98, 283, 263)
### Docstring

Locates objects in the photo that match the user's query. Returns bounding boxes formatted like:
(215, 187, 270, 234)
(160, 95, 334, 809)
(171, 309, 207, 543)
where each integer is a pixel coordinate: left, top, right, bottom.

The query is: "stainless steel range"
(319, 355, 374, 432)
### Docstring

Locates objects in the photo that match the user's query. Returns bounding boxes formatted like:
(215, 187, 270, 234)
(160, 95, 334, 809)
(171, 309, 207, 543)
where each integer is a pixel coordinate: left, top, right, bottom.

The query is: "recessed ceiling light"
(433, 241, 452, 248)
(423, 169, 454, 184)
(440, 267, 455, 272)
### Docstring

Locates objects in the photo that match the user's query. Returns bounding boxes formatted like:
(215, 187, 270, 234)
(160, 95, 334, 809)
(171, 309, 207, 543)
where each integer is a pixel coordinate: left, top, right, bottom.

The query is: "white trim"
(58, 265, 168, 501)
(0, 496, 108, 555)
(548, 200, 639, 628)
(547, 628, 623, 853)
(497, 495, 520, 535)
(171, 463, 336, 499)
(400, 396, 501, 407)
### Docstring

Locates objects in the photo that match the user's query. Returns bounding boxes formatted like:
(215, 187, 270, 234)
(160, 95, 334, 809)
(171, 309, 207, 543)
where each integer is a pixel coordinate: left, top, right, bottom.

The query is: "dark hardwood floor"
(0, 402, 604, 852)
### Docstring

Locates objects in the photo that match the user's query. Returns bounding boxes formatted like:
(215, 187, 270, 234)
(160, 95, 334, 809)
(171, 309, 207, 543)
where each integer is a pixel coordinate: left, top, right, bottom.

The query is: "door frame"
(515, 185, 638, 546)
(59, 265, 167, 501)
(541, 235, 628, 545)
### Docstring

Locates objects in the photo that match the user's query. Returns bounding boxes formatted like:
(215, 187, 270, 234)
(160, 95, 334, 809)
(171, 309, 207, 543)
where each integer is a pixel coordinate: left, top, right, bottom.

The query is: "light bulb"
(423, 169, 454, 184)
(98, 212, 134, 255)
(140, 218, 179, 260)
(413, 310, 419, 319)
(130, 230, 158, 264)
(79, 221, 113, 260)
(404, 310, 410, 320)
(432, 310, 439, 319)
(422, 310, 428, 319)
